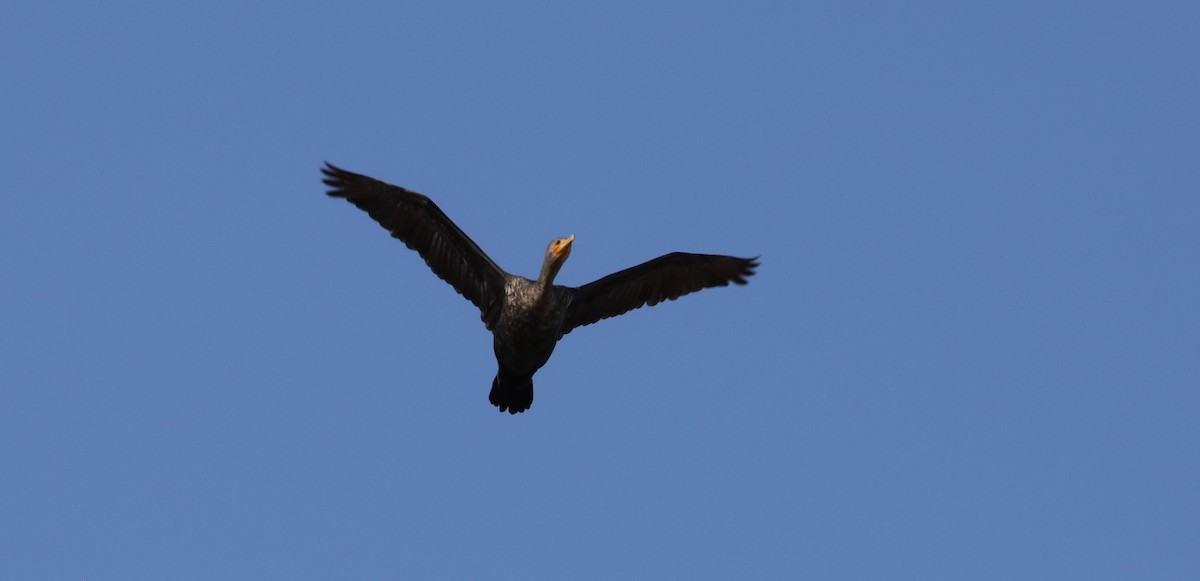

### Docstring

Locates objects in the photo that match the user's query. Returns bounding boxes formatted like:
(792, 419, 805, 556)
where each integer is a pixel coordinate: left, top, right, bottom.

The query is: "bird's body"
(322, 162, 757, 413)
(496, 277, 567, 374)
(489, 276, 570, 412)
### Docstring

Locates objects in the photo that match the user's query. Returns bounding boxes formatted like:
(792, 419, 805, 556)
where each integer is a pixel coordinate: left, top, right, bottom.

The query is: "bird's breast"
(493, 279, 567, 372)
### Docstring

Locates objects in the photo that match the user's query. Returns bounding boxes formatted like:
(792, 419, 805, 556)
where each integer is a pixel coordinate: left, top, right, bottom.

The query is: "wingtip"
(321, 161, 349, 195)
(734, 255, 760, 285)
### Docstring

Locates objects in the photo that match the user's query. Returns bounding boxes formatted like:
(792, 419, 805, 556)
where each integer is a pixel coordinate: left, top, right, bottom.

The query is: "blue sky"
(2, 1, 1198, 579)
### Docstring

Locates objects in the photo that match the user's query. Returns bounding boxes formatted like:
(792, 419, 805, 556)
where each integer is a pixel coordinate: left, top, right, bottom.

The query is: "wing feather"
(563, 252, 758, 333)
(322, 162, 507, 328)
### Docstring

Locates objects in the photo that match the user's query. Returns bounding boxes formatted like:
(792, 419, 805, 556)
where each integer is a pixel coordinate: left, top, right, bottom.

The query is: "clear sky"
(2, 2, 1197, 579)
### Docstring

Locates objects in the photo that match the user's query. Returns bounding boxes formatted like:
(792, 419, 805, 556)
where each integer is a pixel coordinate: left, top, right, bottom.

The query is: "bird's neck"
(536, 258, 562, 294)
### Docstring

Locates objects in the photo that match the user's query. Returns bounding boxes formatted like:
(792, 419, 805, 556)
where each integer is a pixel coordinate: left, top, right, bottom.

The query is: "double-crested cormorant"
(322, 162, 758, 414)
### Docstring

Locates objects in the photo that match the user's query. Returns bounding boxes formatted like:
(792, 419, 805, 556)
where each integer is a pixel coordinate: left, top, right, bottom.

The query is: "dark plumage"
(321, 162, 758, 413)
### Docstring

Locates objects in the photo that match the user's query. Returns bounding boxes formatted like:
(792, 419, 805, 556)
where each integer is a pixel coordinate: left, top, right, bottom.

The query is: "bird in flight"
(322, 163, 758, 414)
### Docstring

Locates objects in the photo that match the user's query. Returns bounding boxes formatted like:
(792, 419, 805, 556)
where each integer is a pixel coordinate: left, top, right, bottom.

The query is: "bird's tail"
(489, 373, 533, 414)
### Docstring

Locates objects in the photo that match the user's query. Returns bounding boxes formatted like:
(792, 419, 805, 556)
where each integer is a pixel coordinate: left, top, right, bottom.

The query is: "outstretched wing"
(563, 252, 757, 333)
(322, 162, 508, 329)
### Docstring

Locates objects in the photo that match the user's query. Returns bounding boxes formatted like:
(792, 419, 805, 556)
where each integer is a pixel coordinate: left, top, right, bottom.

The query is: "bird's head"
(540, 234, 574, 284)
(549, 234, 574, 262)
